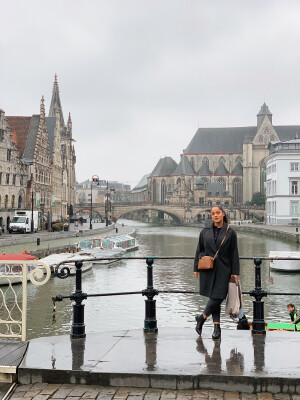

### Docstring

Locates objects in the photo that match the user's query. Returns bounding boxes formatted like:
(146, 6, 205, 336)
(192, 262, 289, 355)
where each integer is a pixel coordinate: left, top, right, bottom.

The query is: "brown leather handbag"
(198, 226, 229, 270)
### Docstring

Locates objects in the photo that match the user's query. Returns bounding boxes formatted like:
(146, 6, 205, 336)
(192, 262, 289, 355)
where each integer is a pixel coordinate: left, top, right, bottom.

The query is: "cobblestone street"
(10, 384, 300, 400)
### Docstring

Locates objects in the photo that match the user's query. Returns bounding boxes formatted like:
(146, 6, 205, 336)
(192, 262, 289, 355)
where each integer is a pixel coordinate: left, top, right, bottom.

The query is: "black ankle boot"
(212, 324, 221, 340)
(195, 314, 206, 335)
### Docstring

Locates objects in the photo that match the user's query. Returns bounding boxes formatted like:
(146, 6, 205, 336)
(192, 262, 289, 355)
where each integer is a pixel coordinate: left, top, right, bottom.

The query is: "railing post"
(142, 258, 158, 333)
(250, 258, 267, 334)
(70, 261, 87, 339)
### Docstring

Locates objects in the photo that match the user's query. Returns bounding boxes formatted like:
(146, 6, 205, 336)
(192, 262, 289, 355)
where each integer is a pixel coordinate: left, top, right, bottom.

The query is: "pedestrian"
(193, 205, 240, 340)
(287, 303, 300, 331)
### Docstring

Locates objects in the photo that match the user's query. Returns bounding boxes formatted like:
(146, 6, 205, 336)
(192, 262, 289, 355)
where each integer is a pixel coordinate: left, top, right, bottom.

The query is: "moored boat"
(0, 253, 46, 285)
(269, 251, 300, 272)
(39, 253, 93, 275)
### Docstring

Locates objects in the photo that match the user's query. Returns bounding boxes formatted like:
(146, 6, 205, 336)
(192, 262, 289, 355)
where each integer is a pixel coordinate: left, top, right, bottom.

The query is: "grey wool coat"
(193, 222, 240, 300)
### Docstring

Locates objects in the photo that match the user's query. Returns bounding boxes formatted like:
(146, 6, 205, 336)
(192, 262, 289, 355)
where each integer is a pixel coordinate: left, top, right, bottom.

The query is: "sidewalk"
(18, 329, 300, 395)
(10, 383, 300, 400)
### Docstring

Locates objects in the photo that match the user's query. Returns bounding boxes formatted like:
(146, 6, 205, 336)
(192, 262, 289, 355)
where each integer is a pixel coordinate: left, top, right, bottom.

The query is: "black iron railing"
(52, 256, 300, 339)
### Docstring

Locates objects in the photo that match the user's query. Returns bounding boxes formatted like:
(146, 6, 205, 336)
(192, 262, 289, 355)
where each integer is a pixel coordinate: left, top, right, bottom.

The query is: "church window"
(0, 173, 2, 184)
(258, 135, 263, 142)
(177, 177, 181, 185)
(188, 179, 192, 190)
(4, 195, 8, 208)
(260, 162, 266, 194)
(0, 129, 4, 141)
(202, 178, 209, 188)
(6, 174, 9, 185)
(11, 195, 15, 208)
(217, 178, 226, 190)
(18, 195, 22, 208)
(12, 174, 16, 185)
(233, 178, 242, 204)
(235, 156, 242, 164)
(190, 157, 195, 171)
(202, 157, 209, 167)
(219, 156, 226, 164)
(199, 197, 204, 205)
(152, 179, 157, 203)
(161, 181, 167, 204)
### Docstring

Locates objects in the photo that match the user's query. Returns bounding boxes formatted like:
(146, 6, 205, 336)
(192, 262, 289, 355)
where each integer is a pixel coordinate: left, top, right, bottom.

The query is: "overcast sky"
(1, 1, 300, 188)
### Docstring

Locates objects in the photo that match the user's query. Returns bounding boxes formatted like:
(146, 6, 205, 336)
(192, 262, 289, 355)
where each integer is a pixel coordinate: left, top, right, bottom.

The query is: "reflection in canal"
(9, 219, 300, 339)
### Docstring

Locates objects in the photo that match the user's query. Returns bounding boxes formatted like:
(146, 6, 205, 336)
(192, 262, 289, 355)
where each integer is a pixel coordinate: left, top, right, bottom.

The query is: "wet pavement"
(8, 383, 300, 400)
(18, 328, 300, 395)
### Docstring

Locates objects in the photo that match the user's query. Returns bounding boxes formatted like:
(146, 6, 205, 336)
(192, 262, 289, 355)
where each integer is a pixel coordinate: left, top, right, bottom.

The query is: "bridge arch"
(113, 205, 183, 225)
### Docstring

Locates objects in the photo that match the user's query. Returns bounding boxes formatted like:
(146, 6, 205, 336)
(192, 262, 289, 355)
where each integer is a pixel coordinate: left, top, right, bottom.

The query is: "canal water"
(4, 220, 300, 339)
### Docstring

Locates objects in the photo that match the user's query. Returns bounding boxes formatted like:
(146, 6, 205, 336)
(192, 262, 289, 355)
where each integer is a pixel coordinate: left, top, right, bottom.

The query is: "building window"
(291, 162, 299, 171)
(199, 197, 204, 205)
(6, 174, 9, 185)
(11, 195, 15, 208)
(0, 172, 2, 185)
(20, 175, 23, 186)
(291, 180, 299, 195)
(290, 201, 299, 216)
(7, 149, 11, 161)
(12, 174, 16, 185)
(4, 195, 8, 208)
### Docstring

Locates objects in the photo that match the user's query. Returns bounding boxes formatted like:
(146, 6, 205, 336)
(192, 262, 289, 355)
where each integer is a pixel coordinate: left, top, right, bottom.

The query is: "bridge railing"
(0, 260, 51, 341)
(52, 256, 300, 338)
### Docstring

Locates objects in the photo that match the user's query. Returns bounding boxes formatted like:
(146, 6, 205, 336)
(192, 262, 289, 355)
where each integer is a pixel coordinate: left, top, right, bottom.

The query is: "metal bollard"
(70, 260, 87, 339)
(37, 238, 40, 245)
(142, 258, 158, 332)
(250, 258, 267, 334)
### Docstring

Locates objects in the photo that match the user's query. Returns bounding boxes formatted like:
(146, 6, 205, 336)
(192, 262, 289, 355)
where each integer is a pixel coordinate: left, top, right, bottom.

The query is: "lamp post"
(90, 175, 99, 230)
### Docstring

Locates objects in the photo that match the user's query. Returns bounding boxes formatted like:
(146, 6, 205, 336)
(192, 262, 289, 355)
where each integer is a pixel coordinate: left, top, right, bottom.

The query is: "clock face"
(263, 127, 270, 134)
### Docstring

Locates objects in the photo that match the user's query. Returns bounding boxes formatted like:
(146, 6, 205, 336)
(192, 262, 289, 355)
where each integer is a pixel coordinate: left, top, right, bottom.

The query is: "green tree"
(250, 192, 265, 206)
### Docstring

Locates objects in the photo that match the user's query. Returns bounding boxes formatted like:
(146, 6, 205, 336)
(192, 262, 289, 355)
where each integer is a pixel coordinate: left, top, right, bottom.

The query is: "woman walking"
(194, 206, 240, 339)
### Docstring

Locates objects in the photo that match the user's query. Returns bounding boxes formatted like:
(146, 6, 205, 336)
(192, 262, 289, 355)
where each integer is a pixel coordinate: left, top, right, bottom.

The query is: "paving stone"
(177, 396, 192, 400)
(257, 394, 273, 400)
(161, 391, 177, 400)
(32, 385, 48, 391)
(52, 389, 73, 399)
(24, 391, 43, 398)
(65, 397, 81, 400)
(69, 389, 91, 397)
(40, 386, 62, 396)
(96, 396, 114, 400)
(192, 390, 209, 399)
(32, 395, 50, 400)
(130, 390, 147, 396)
(291, 396, 300, 400)
(240, 394, 257, 400)
(99, 389, 118, 395)
(224, 392, 240, 400)
(274, 395, 291, 400)
(208, 390, 224, 400)
(83, 390, 100, 399)
(11, 397, 27, 400)
(16, 386, 34, 393)
(127, 396, 144, 400)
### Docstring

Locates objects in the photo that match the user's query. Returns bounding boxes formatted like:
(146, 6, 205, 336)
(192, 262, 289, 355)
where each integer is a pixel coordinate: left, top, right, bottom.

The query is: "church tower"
(257, 102, 272, 130)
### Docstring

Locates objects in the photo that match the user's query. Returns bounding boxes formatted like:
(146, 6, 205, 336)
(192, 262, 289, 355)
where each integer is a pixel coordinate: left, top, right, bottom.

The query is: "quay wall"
(231, 224, 300, 243)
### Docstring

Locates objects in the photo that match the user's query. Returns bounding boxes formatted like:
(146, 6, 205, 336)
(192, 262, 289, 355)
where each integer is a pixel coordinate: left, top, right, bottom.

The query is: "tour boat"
(39, 253, 93, 275)
(269, 251, 300, 272)
(77, 234, 138, 265)
(0, 253, 45, 285)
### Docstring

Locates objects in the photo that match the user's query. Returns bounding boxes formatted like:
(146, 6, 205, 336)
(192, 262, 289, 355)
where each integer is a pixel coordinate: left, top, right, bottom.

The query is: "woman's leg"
(203, 299, 222, 320)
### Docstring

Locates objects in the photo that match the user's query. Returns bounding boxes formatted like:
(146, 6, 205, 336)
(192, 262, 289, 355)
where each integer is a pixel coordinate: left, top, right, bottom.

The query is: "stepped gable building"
(0, 109, 29, 231)
(2, 75, 77, 230)
(144, 103, 300, 207)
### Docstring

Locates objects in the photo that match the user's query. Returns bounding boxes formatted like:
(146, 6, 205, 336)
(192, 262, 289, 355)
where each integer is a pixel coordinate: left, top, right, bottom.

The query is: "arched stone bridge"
(73, 203, 265, 225)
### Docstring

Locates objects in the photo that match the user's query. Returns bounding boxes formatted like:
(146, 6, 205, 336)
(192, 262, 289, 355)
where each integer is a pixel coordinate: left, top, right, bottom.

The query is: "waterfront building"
(0, 108, 29, 231)
(145, 103, 300, 206)
(4, 75, 77, 229)
(48, 75, 76, 220)
(266, 138, 300, 225)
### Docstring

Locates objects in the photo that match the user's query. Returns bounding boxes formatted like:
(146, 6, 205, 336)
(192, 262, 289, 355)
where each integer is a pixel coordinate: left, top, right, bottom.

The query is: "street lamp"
(105, 182, 115, 226)
(90, 175, 99, 230)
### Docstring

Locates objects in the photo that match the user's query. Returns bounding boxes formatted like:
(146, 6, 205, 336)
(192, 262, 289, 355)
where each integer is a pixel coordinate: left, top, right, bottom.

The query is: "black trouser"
(203, 299, 223, 323)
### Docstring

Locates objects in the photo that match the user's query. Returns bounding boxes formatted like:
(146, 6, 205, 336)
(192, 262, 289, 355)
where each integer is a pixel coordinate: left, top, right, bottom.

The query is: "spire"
(40, 96, 45, 119)
(49, 74, 65, 126)
(257, 102, 272, 129)
(67, 112, 72, 138)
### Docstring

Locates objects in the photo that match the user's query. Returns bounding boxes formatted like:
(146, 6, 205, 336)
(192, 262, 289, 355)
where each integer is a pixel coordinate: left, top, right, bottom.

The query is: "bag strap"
(213, 225, 230, 260)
